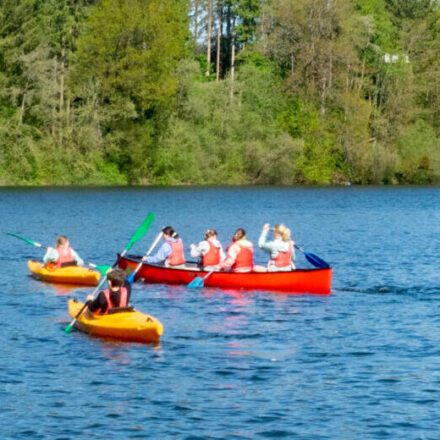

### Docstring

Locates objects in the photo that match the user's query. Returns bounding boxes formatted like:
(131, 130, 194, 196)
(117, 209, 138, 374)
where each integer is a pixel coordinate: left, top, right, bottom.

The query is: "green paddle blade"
(95, 265, 111, 276)
(64, 322, 74, 333)
(125, 212, 155, 252)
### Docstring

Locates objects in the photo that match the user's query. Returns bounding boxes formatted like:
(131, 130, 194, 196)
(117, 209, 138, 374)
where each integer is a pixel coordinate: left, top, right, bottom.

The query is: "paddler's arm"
(258, 227, 280, 258)
(144, 242, 171, 264)
(190, 241, 209, 258)
(217, 243, 239, 270)
(43, 247, 58, 264)
(258, 225, 272, 251)
(71, 249, 84, 266)
(87, 291, 107, 314)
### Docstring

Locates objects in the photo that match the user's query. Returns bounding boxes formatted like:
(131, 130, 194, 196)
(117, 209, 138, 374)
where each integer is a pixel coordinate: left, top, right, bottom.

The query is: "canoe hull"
(28, 260, 100, 286)
(118, 255, 332, 294)
(68, 299, 163, 344)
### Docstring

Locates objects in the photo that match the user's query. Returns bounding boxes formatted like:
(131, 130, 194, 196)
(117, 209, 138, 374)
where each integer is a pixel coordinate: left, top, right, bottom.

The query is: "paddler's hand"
(263, 223, 270, 231)
(86, 294, 93, 302)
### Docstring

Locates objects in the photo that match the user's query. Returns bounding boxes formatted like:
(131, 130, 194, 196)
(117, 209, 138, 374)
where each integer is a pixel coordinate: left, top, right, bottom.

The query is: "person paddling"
(257, 223, 296, 272)
(214, 228, 253, 273)
(87, 269, 131, 315)
(143, 226, 186, 268)
(190, 229, 225, 270)
(43, 235, 84, 267)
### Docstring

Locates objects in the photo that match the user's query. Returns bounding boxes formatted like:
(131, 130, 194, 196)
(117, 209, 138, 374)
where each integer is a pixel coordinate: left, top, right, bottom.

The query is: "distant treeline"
(1, 0, 440, 185)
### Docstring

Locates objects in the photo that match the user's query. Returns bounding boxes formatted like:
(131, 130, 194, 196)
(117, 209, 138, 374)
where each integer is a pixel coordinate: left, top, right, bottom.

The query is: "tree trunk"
(206, 0, 213, 76)
(60, 39, 65, 119)
(19, 92, 26, 125)
(66, 98, 70, 127)
(230, 32, 235, 82)
(216, 1, 222, 82)
(51, 58, 57, 137)
(230, 18, 236, 99)
(193, 0, 200, 42)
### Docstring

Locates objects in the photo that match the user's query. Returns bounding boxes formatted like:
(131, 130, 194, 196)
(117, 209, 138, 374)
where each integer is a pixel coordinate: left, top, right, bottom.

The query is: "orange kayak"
(68, 299, 163, 344)
(28, 260, 100, 286)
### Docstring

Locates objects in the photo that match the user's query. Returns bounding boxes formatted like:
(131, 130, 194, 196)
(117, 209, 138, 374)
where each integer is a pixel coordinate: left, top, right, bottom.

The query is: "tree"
(71, 0, 189, 182)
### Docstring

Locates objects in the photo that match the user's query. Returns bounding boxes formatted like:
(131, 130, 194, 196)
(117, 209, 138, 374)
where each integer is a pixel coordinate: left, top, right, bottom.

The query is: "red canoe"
(118, 255, 332, 294)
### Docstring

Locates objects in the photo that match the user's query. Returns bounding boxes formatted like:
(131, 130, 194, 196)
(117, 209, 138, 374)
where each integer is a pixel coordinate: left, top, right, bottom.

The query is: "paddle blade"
(187, 276, 205, 288)
(126, 272, 136, 283)
(304, 252, 330, 268)
(64, 322, 74, 333)
(125, 212, 155, 252)
(95, 265, 111, 276)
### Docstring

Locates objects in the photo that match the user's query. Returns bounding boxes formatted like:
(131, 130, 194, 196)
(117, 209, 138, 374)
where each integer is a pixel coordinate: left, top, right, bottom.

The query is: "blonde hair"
(56, 235, 69, 247)
(273, 224, 291, 241)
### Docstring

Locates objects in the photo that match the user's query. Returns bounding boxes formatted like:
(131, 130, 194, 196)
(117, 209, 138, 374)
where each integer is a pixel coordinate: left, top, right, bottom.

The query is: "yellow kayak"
(68, 299, 163, 344)
(28, 260, 100, 286)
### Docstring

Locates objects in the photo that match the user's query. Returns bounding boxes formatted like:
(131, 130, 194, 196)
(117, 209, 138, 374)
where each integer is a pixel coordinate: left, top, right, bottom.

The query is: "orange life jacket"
(272, 240, 294, 268)
(203, 241, 221, 267)
(99, 287, 128, 315)
(230, 241, 253, 272)
(166, 238, 186, 266)
(56, 246, 76, 268)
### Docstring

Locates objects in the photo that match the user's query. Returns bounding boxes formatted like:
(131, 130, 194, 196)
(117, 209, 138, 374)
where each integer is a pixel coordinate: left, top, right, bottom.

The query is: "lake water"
(1, 186, 440, 439)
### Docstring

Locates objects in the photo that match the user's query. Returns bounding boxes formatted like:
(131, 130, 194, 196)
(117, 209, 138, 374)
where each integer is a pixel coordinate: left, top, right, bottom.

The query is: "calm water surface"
(1, 186, 440, 439)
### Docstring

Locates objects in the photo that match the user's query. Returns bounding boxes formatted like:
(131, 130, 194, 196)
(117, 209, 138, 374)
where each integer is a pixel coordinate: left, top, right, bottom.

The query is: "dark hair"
(204, 229, 218, 240)
(233, 228, 246, 241)
(162, 226, 179, 238)
(107, 269, 126, 287)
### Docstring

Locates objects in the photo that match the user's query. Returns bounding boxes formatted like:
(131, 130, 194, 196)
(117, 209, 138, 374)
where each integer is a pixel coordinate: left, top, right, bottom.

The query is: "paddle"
(6, 232, 111, 276)
(294, 244, 330, 268)
(64, 212, 155, 334)
(187, 270, 215, 288)
(126, 231, 163, 283)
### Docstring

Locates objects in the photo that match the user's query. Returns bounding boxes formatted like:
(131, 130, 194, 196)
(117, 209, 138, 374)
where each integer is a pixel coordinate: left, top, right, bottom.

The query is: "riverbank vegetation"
(1, 0, 440, 185)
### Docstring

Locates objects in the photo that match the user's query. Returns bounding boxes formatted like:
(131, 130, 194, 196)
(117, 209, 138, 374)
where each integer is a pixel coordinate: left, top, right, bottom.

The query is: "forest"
(1, 0, 440, 185)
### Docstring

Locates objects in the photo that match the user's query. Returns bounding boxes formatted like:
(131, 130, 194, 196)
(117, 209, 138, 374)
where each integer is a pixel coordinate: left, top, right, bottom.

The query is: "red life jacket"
(203, 241, 221, 267)
(272, 240, 293, 268)
(99, 287, 129, 315)
(166, 238, 186, 266)
(231, 241, 253, 272)
(56, 246, 76, 268)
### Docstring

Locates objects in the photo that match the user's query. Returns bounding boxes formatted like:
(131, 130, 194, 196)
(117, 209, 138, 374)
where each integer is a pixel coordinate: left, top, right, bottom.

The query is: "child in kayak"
(190, 229, 226, 270)
(214, 228, 254, 273)
(257, 223, 296, 271)
(144, 226, 186, 268)
(43, 235, 84, 267)
(87, 269, 131, 315)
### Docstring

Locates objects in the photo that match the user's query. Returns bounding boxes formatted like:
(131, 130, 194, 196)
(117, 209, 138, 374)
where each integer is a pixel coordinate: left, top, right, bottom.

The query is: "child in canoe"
(190, 229, 226, 270)
(43, 235, 84, 268)
(214, 228, 254, 273)
(143, 226, 186, 268)
(257, 223, 296, 271)
(87, 269, 131, 315)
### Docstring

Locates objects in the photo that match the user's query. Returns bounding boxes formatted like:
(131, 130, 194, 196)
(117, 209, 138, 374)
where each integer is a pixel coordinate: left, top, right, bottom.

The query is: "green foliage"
(1, 0, 440, 186)
(396, 119, 440, 183)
